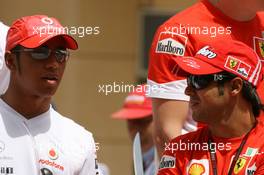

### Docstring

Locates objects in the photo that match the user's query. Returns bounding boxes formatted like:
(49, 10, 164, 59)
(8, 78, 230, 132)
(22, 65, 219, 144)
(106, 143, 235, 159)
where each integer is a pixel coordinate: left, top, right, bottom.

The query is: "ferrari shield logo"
(253, 37, 264, 60)
(225, 56, 239, 71)
(230, 58, 238, 69)
(258, 40, 264, 57)
(233, 157, 247, 174)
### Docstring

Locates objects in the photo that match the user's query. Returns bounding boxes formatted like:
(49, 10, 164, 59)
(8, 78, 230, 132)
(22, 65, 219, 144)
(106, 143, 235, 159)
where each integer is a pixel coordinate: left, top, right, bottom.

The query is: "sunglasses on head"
(187, 73, 236, 90)
(12, 46, 69, 63)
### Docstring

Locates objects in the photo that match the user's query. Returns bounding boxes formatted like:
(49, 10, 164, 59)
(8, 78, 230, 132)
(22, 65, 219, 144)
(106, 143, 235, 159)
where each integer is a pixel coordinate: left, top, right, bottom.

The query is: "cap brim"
(111, 108, 152, 120)
(19, 33, 78, 50)
(173, 56, 223, 75)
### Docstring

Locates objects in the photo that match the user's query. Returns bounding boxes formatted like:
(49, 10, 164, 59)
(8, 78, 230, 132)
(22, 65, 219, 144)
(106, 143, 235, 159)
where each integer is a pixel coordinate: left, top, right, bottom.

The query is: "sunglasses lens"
(30, 47, 50, 60)
(197, 76, 211, 89)
(54, 50, 68, 62)
(188, 75, 212, 90)
(12, 46, 69, 62)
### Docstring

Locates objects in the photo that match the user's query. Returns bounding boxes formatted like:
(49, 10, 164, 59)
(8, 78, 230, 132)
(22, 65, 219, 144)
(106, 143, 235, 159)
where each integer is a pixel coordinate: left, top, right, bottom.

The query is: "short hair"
(241, 80, 262, 117)
(217, 71, 263, 117)
(10, 45, 22, 73)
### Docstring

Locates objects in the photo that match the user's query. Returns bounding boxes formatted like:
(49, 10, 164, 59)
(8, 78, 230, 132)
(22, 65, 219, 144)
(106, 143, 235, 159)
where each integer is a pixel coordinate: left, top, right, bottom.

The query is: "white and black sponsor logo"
(237, 68, 249, 77)
(155, 32, 187, 56)
(246, 163, 257, 175)
(156, 39, 184, 56)
(196, 46, 217, 59)
(159, 155, 175, 169)
(0, 167, 14, 174)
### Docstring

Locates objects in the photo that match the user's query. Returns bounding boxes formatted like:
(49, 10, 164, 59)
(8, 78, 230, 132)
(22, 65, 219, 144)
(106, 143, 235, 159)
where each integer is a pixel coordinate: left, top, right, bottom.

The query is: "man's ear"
(229, 77, 243, 96)
(5, 51, 17, 71)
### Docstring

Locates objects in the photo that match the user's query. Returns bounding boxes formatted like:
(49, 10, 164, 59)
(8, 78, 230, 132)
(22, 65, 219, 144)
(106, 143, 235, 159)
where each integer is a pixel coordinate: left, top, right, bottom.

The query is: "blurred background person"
(112, 84, 155, 175)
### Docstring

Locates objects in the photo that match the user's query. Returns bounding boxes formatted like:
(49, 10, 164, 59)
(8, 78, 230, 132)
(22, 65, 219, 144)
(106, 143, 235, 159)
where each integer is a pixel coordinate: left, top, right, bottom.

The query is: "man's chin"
(39, 90, 57, 99)
(192, 115, 207, 124)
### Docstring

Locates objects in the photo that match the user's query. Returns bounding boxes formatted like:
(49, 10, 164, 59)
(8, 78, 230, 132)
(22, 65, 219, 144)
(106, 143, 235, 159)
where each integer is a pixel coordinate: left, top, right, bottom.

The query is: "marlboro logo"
(156, 32, 187, 56)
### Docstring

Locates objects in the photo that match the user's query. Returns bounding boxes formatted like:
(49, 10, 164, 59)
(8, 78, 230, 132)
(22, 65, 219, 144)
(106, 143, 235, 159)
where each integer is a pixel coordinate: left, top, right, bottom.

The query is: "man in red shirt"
(147, 0, 264, 157)
(157, 39, 264, 174)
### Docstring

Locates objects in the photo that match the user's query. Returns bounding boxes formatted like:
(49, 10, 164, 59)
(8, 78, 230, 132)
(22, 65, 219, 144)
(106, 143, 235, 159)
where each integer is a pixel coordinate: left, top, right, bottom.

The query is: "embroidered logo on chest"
(187, 159, 209, 175)
(253, 37, 264, 59)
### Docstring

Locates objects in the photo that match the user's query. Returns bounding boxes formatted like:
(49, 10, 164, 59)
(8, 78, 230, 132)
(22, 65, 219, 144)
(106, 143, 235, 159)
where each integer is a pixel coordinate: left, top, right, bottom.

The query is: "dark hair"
(11, 45, 22, 54)
(217, 71, 263, 117)
(241, 80, 263, 117)
(10, 45, 22, 73)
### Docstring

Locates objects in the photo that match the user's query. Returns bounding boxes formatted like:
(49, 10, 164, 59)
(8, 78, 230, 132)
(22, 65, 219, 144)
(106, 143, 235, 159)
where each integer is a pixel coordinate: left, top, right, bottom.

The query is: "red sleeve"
(147, 23, 195, 100)
(254, 153, 264, 175)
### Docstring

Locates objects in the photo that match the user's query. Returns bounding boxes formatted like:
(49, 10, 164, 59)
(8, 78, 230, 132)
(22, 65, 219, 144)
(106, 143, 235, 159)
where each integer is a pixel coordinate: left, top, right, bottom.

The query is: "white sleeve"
(146, 79, 189, 101)
(0, 22, 10, 94)
(79, 135, 100, 175)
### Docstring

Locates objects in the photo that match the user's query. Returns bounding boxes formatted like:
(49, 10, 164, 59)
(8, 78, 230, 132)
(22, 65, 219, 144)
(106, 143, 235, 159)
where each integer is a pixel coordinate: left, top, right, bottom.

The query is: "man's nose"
(45, 53, 60, 69)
